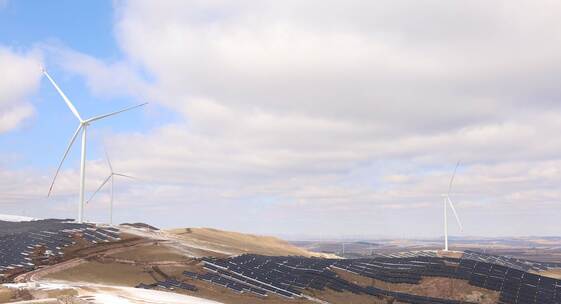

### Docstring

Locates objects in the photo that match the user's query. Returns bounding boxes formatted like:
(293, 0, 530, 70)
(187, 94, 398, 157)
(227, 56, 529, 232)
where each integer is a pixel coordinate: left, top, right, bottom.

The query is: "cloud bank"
(0, 47, 41, 133)
(5, 1, 561, 237)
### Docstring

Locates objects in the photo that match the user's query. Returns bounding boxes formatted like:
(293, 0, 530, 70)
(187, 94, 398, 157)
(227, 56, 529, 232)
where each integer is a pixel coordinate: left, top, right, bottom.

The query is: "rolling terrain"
(1, 219, 560, 304)
(294, 237, 561, 265)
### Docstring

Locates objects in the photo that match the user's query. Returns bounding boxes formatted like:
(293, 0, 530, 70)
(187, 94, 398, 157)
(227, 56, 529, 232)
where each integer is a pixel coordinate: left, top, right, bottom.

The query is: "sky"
(1, 0, 561, 239)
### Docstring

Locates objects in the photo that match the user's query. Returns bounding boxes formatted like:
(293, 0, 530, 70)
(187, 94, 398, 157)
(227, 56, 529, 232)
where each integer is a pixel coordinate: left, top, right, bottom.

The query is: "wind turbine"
(42, 68, 146, 223)
(442, 161, 463, 251)
(86, 150, 135, 225)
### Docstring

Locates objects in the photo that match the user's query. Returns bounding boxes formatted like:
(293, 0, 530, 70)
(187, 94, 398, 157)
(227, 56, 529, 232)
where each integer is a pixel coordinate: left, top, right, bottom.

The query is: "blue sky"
(0, 0, 154, 169)
(2, 1, 561, 239)
(0, 1, 116, 57)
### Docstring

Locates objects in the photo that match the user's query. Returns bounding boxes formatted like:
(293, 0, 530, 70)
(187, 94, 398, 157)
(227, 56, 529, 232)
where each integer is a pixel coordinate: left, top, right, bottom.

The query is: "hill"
(165, 227, 336, 258)
(1, 220, 560, 304)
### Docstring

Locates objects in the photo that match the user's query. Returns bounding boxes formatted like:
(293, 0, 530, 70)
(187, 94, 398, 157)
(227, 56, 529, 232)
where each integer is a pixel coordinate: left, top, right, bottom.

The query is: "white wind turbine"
(86, 150, 135, 225)
(42, 68, 146, 223)
(442, 161, 463, 252)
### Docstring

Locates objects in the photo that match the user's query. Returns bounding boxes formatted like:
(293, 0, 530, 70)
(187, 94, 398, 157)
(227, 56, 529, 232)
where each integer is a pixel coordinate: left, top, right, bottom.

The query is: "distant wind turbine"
(86, 150, 135, 225)
(441, 161, 464, 251)
(42, 68, 146, 223)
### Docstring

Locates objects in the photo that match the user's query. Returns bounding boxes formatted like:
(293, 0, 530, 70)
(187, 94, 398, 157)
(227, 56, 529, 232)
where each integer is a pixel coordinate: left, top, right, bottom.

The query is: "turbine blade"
(48, 124, 83, 196)
(447, 160, 461, 195)
(42, 70, 83, 122)
(113, 173, 135, 179)
(447, 196, 463, 232)
(86, 175, 112, 204)
(104, 148, 113, 172)
(85, 103, 147, 124)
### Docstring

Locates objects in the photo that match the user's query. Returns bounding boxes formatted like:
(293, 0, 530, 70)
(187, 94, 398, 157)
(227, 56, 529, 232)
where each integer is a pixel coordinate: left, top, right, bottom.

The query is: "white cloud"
(15, 1, 561, 236)
(114, 0, 561, 132)
(0, 103, 34, 133)
(0, 47, 42, 133)
(49, 47, 153, 100)
(97, 1, 561, 235)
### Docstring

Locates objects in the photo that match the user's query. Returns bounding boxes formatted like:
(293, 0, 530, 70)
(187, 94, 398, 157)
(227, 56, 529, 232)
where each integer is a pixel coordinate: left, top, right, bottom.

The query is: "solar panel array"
(333, 255, 463, 284)
(188, 255, 470, 304)
(166, 254, 561, 304)
(370, 249, 561, 273)
(186, 269, 268, 296)
(370, 250, 439, 259)
(462, 250, 561, 272)
(0, 219, 120, 278)
(457, 259, 561, 304)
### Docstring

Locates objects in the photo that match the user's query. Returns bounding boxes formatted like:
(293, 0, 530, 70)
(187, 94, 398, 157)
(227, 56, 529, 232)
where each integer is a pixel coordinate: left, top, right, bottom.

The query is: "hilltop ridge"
(164, 227, 337, 258)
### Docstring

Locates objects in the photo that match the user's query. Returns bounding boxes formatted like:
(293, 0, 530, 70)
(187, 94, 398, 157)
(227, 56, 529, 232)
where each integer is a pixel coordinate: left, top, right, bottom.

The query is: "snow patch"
(2, 281, 224, 304)
(2, 282, 72, 290)
(90, 287, 225, 304)
(0, 214, 36, 222)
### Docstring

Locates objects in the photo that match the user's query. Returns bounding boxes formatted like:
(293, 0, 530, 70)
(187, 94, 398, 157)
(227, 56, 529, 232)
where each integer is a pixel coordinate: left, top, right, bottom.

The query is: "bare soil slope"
(166, 227, 335, 258)
(0, 288, 13, 303)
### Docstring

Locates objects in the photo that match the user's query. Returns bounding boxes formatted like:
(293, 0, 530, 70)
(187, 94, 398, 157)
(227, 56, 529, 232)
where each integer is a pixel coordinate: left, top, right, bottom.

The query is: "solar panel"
(0, 219, 121, 278)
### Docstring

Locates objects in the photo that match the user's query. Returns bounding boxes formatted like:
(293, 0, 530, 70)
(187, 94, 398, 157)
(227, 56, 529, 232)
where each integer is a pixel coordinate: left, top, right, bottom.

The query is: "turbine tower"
(42, 68, 146, 223)
(442, 161, 463, 251)
(87, 150, 135, 225)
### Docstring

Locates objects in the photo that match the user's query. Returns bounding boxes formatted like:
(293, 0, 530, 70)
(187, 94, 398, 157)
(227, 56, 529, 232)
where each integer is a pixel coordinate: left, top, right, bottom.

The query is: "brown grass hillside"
(166, 227, 336, 258)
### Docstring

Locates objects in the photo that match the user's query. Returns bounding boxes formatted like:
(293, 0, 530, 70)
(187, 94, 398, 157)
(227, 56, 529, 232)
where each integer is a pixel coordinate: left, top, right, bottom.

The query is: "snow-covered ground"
(0, 214, 36, 222)
(2, 281, 225, 304)
(88, 286, 224, 304)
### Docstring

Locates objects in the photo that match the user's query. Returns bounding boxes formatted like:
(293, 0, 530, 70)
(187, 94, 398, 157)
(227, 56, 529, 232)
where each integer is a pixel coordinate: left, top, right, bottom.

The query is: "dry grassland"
(167, 228, 334, 257)
(107, 242, 189, 263)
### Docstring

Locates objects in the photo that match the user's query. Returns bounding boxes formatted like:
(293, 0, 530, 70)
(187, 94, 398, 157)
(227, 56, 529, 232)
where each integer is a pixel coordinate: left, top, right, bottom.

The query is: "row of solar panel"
(202, 262, 298, 297)
(463, 250, 561, 273)
(220, 254, 561, 304)
(331, 252, 561, 304)
(0, 220, 120, 275)
(199, 255, 471, 304)
(455, 258, 561, 304)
